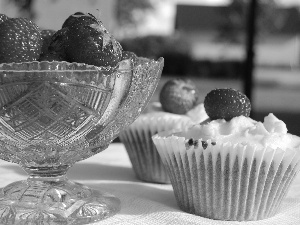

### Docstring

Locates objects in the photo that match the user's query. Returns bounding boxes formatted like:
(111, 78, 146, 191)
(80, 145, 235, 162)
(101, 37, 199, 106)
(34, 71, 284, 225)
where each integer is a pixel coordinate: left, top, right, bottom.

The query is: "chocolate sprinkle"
(185, 138, 199, 149)
(188, 138, 194, 146)
(185, 139, 216, 150)
(201, 141, 208, 149)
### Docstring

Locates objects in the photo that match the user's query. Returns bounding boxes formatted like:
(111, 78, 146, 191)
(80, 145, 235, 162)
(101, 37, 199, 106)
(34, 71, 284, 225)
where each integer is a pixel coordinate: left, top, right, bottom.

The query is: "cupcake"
(152, 88, 300, 221)
(119, 79, 208, 183)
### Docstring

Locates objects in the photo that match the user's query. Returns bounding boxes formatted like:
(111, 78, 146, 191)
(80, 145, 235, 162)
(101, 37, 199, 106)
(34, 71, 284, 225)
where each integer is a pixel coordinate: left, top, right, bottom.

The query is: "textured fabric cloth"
(0, 143, 299, 225)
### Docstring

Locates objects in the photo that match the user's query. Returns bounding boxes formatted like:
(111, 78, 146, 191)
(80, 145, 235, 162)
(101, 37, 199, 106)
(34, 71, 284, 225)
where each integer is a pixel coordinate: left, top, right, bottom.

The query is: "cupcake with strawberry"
(152, 88, 300, 221)
(119, 79, 208, 183)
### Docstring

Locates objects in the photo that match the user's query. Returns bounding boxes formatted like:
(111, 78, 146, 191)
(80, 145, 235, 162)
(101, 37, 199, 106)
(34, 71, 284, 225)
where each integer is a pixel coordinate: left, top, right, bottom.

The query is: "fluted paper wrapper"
(119, 114, 194, 183)
(152, 133, 300, 221)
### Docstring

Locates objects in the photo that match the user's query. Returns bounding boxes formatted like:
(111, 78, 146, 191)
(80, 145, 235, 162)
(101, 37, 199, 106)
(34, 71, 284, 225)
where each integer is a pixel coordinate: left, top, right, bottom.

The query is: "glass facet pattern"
(0, 58, 163, 224)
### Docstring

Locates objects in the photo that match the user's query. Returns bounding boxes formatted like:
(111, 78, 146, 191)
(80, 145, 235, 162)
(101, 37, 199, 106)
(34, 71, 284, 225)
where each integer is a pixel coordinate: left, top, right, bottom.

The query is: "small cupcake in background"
(119, 79, 208, 183)
(152, 88, 300, 221)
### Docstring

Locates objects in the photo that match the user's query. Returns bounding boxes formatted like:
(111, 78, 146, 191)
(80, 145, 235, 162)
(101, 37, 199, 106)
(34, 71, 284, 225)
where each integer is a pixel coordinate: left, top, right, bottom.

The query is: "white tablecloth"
(0, 143, 299, 225)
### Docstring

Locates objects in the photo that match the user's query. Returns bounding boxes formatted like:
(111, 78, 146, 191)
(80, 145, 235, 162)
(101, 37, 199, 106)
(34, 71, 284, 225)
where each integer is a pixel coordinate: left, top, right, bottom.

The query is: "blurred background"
(1, 0, 300, 135)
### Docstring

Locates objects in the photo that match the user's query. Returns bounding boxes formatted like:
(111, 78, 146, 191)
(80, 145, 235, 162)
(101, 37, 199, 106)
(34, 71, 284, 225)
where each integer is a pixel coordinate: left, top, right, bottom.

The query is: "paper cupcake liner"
(119, 114, 194, 184)
(152, 133, 300, 221)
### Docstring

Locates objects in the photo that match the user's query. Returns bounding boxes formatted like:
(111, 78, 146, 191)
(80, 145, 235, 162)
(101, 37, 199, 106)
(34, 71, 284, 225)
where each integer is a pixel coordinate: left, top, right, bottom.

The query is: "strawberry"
(65, 19, 122, 67)
(38, 52, 65, 62)
(0, 14, 8, 24)
(48, 28, 69, 59)
(62, 12, 97, 28)
(204, 88, 251, 121)
(0, 17, 42, 64)
(48, 12, 98, 61)
(159, 79, 200, 114)
(49, 12, 122, 67)
(40, 29, 56, 55)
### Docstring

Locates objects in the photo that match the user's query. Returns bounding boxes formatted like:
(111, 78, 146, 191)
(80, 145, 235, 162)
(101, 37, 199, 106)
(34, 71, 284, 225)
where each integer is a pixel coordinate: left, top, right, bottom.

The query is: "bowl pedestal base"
(0, 175, 120, 224)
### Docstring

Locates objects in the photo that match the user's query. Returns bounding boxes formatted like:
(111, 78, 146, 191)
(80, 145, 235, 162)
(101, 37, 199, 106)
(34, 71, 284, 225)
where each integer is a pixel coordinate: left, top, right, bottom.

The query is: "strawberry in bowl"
(49, 12, 122, 67)
(0, 17, 42, 63)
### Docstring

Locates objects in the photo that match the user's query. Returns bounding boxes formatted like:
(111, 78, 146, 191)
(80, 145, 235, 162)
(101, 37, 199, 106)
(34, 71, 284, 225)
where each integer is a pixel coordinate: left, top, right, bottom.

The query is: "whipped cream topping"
(142, 102, 164, 114)
(173, 113, 300, 150)
(142, 102, 208, 123)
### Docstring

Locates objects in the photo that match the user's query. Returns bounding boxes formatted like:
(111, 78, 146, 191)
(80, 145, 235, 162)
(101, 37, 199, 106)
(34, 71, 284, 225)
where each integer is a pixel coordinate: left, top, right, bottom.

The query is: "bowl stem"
(0, 168, 120, 224)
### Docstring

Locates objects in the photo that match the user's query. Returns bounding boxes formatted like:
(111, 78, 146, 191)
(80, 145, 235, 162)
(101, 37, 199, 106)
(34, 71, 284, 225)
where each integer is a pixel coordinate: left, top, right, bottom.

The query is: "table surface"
(0, 143, 299, 225)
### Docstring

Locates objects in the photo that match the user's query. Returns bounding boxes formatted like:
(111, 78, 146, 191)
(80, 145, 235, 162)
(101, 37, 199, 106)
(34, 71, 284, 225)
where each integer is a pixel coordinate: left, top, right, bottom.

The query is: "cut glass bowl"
(0, 58, 163, 224)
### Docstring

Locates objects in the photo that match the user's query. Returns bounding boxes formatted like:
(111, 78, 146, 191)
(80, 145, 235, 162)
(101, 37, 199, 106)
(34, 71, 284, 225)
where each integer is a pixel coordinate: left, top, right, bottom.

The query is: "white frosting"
(173, 113, 300, 150)
(142, 102, 208, 123)
(142, 102, 164, 114)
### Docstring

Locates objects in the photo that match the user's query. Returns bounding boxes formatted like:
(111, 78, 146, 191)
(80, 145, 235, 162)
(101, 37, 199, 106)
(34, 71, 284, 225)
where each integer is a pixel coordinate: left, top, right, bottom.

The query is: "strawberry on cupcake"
(119, 78, 208, 184)
(160, 79, 200, 114)
(204, 88, 251, 121)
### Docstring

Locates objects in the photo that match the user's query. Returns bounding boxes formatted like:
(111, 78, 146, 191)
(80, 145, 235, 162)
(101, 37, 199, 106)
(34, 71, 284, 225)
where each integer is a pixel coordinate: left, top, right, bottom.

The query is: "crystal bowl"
(0, 58, 163, 224)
